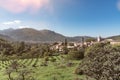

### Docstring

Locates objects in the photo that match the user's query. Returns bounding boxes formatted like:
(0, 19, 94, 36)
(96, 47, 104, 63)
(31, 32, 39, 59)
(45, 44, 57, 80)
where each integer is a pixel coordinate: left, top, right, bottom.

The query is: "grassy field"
(0, 56, 85, 80)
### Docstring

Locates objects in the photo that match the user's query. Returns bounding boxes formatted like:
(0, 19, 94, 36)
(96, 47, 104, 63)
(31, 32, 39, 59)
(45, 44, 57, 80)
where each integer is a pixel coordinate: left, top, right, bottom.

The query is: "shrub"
(67, 48, 84, 60)
(50, 57, 56, 62)
(85, 42, 106, 56)
(44, 56, 49, 62)
(40, 61, 48, 66)
(75, 43, 120, 80)
(66, 61, 74, 67)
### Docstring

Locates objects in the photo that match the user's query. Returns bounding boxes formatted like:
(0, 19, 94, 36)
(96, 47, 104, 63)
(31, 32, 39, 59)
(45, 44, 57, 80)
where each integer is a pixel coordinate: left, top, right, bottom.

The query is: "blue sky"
(0, 0, 120, 37)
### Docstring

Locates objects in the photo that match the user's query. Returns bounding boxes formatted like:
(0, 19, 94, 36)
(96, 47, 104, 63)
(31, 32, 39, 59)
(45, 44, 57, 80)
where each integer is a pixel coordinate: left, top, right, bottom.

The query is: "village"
(50, 36, 120, 52)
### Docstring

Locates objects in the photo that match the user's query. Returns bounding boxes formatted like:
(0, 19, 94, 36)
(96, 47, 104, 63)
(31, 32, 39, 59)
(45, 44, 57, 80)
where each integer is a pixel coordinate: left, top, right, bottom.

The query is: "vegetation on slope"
(75, 43, 120, 80)
(0, 37, 120, 80)
(0, 28, 94, 42)
(107, 35, 120, 41)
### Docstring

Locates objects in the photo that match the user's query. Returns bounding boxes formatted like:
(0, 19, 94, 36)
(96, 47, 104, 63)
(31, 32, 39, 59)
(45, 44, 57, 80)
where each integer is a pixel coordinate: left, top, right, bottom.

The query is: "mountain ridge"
(0, 28, 93, 42)
(0, 28, 119, 42)
(107, 35, 120, 41)
(0, 34, 13, 41)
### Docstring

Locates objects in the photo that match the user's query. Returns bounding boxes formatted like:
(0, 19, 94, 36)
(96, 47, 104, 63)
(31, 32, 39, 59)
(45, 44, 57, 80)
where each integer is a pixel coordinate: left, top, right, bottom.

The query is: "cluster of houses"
(50, 36, 120, 51)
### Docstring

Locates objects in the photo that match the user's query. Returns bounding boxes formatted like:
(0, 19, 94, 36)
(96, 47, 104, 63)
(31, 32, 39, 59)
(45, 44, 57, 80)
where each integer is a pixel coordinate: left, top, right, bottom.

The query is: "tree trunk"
(22, 74, 25, 80)
(8, 73, 12, 80)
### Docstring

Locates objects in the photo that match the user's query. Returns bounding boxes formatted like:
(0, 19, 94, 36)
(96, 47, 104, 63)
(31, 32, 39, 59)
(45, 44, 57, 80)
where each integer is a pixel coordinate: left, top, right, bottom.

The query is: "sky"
(0, 0, 120, 37)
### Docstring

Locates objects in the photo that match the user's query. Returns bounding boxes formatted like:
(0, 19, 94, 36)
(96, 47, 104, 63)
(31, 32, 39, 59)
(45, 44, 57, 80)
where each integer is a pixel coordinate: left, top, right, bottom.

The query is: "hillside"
(0, 28, 66, 42)
(67, 36, 94, 42)
(0, 34, 13, 41)
(0, 28, 93, 42)
(107, 35, 120, 41)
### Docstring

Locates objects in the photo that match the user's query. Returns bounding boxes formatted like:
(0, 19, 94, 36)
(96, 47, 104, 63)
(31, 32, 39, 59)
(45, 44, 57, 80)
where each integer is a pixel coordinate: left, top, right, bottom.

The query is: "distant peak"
(3, 28, 14, 31)
(16, 28, 38, 31)
(41, 29, 53, 32)
(18, 28, 35, 30)
(40, 29, 55, 33)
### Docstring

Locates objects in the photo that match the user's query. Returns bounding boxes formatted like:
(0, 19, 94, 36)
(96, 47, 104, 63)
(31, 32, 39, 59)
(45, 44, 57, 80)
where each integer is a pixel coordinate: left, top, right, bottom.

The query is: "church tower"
(97, 36, 101, 42)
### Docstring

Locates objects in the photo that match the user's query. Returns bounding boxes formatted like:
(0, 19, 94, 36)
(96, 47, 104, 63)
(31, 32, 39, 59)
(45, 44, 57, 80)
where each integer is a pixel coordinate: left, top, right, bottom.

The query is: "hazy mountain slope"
(67, 36, 94, 42)
(107, 35, 120, 41)
(1, 28, 65, 42)
(0, 34, 13, 41)
(0, 28, 94, 42)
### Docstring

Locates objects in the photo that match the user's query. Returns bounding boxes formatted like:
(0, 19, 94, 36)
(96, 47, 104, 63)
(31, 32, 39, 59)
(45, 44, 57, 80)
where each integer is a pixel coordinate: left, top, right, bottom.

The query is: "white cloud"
(3, 20, 21, 25)
(14, 20, 21, 24)
(0, 20, 22, 30)
(3, 22, 14, 25)
(117, 0, 120, 11)
(0, 0, 52, 14)
(0, 20, 53, 30)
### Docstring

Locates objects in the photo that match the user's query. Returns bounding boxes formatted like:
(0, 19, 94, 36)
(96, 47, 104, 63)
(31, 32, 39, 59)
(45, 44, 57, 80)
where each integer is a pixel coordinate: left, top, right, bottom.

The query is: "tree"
(17, 67, 35, 80)
(67, 48, 84, 60)
(10, 60, 19, 72)
(16, 41, 25, 55)
(85, 38, 96, 42)
(5, 67, 14, 80)
(64, 38, 67, 46)
(63, 38, 68, 54)
(5, 61, 35, 80)
(85, 42, 107, 56)
(75, 43, 120, 80)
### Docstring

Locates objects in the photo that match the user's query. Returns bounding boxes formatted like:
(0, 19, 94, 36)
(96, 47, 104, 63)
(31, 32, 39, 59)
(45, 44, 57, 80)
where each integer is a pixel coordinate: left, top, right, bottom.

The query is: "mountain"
(0, 28, 65, 42)
(0, 34, 13, 41)
(67, 36, 94, 42)
(107, 35, 120, 41)
(0, 28, 93, 42)
(0, 28, 14, 35)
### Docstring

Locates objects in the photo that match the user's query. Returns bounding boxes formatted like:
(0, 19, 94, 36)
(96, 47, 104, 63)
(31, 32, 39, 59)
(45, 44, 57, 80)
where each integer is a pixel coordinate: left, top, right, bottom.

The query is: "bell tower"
(97, 36, 101, 42)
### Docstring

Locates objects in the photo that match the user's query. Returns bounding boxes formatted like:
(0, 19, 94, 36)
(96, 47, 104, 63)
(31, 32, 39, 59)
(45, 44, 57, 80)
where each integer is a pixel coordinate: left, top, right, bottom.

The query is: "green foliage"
(50, 57, 56, 62)
(67, 48, 84, 60)
(4, 60, 35, 80)
(85, 38, 96, 42)
(18, 68, 35, 80)
(0, 37, 86, 80)
(10, 60, 19, 72)
(44, 56, 49, 62)
(63, 46, 69, 54)
(75, 43, 120, 80)
(40, 61, 48, 66)
(63, 38, 68, 54)
(15, 41, 25, 55)
(0, 56, 84, 80)
(0, 39, 15, 56)
(85, 42, 109, 56)
(0, 37, 57, 59)
(5, 67, 14, 80)
(108, 35, 120, 41)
